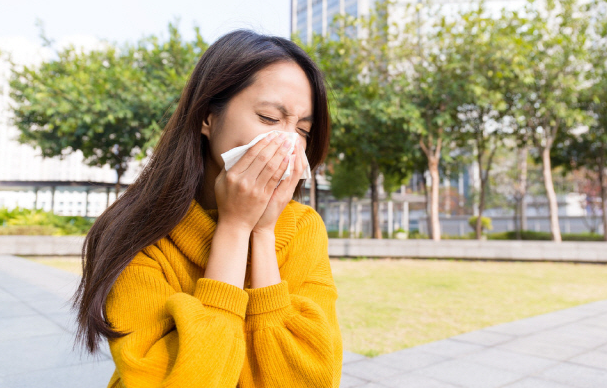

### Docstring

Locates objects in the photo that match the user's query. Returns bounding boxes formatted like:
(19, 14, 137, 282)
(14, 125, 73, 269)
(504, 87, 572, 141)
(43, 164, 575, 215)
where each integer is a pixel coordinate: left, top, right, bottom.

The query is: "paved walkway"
(1, 254, 606, 388)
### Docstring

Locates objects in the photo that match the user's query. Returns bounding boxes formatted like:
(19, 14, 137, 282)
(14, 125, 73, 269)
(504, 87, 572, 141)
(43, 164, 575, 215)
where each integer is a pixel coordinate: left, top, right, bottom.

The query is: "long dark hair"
(71, 29, 331, 355)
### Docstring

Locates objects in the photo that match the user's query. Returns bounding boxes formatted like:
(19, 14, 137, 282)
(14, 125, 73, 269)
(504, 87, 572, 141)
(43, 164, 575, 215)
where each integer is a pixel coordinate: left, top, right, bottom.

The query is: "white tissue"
(220, 130, 312, 184)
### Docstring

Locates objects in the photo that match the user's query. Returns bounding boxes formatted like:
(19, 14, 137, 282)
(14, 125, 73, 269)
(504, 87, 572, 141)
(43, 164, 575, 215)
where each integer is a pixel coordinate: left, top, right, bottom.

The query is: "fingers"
(228, 131, 280, 175)
(245, 132, 292, 180)
(264, 150, 293, 193)
(257, 135, 295, 191)
(273, 138, 305, 196)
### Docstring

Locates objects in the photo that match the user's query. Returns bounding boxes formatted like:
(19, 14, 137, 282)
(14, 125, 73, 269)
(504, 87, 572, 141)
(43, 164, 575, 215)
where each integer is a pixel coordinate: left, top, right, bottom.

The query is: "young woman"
(71, 29, 342, 387)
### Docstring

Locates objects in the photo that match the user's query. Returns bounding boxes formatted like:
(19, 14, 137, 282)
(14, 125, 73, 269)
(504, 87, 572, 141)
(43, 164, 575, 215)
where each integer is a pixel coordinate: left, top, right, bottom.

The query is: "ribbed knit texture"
(105, 199, 343, 388)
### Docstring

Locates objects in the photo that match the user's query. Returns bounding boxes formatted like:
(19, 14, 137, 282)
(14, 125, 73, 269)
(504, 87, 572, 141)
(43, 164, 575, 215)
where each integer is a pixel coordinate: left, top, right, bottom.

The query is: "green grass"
(23, 256, 83, 275)
(330, 258, 607, 357)
(22, 256, 607, 358)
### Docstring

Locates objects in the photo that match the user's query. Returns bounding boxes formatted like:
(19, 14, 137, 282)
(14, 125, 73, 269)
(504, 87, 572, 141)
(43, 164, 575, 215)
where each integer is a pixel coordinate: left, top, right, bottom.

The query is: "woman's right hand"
(214, 131, 294, 233)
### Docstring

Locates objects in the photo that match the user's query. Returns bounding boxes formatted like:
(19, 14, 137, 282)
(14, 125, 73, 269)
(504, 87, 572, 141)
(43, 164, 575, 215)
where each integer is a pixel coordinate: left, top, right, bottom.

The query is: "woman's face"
(201, 60, 313, 171)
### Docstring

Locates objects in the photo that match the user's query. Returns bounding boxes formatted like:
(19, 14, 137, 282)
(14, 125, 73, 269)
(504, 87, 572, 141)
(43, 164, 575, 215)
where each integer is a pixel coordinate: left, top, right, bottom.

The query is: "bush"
(327, 229, 363, 238)
(0, 225, 58, 235)
(0, 207, 93, 235)
(468, 216, 493, 233)
(407, 230, 428, 239)
(488, 230, 604, 241)
(442, 232, 474, 239)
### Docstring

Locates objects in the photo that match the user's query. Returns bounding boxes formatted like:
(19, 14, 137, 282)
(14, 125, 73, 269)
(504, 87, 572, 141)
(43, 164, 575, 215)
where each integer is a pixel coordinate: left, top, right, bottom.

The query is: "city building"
(291, 0, 531, 44)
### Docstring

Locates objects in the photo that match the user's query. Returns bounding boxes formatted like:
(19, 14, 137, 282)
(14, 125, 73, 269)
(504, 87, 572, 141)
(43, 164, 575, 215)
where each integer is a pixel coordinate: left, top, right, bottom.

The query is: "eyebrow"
(257, 101, 314, 123)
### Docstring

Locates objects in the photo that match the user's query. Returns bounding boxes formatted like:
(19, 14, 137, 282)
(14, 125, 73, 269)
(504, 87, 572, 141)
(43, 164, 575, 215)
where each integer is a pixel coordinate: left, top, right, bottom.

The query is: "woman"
(70, 29, 342, 387)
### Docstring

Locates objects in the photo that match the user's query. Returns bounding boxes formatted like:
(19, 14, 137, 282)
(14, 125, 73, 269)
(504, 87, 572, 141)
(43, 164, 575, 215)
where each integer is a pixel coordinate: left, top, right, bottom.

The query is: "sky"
(0, 0, 291, 60)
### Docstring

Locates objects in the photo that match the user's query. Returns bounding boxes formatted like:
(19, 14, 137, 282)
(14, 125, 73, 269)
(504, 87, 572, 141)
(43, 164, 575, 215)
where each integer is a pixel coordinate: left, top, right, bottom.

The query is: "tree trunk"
(115, 168, 125, 198)
(348, 196, 353, 238)
(541, 147, 562, 242)
(513, 198, 520, 240)
(475, 175, 487, 240)
(600, 164, 607, 242)
(428, 158, 441, 241)
(475, 146, 486, 240)
(310, 170, 317, 210)
(444, 168, 451, 218)
(369, 162, 382, 239)
(517, 145, 528, 237)
(420, 172, 432, 239)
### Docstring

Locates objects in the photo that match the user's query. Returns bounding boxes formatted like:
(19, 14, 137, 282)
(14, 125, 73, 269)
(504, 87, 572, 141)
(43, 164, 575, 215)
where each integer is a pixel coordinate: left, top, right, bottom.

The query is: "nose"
(283, 118, 308, 151)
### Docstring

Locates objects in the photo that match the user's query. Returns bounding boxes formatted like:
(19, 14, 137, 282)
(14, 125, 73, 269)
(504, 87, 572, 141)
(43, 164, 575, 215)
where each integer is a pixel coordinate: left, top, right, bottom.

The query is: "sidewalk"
(1, 254, 606, 388)
(340, 304, 607, 387)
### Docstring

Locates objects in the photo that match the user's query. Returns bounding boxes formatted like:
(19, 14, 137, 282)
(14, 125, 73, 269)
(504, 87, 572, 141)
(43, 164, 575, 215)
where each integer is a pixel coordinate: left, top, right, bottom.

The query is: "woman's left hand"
(251, 138, 307, 235)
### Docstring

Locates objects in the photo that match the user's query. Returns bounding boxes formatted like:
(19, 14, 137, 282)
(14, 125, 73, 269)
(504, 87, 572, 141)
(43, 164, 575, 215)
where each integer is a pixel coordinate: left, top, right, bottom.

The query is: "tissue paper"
(220, 130, 312, 183)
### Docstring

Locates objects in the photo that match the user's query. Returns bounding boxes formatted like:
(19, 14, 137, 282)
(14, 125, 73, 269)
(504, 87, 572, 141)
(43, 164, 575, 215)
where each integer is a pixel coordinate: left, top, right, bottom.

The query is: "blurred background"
(1, 0, 606, 243)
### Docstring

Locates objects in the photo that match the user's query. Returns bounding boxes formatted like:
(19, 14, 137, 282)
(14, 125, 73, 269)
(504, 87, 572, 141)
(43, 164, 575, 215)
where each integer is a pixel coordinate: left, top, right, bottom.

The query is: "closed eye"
(259, 115, 279, 123)
(258, 115, 310, 138)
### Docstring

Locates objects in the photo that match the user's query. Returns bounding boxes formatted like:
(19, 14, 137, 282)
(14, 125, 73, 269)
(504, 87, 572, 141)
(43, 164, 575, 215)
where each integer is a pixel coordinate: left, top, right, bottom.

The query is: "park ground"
(23, 255, 607, 358)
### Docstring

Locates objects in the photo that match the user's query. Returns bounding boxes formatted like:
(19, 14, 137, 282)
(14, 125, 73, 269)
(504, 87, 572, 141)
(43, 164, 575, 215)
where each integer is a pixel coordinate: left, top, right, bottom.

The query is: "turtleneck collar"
(168, 199, 298, 270)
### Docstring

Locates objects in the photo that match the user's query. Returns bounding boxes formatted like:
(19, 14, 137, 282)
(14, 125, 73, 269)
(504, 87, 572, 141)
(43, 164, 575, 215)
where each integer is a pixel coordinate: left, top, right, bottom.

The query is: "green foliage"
(407, 230, 428, 239)
(327, 156, 368, 200)
(301, 0, 421, 200)
(327, 229, 363, 239)
(468, 216, 493, 232)
(0, 207, 93, 235)
(8, 21, 208, 182)
(488, 230, 604, 241)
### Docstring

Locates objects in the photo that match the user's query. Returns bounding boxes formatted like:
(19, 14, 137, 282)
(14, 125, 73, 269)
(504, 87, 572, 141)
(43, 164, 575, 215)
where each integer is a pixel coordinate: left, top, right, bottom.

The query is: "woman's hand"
(252, 137, 308, 235)
(214, 132, 295, 233)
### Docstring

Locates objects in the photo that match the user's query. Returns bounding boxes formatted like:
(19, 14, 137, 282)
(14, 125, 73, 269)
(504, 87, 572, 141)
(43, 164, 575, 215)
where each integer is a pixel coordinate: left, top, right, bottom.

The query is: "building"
(291, 0, 531, 44)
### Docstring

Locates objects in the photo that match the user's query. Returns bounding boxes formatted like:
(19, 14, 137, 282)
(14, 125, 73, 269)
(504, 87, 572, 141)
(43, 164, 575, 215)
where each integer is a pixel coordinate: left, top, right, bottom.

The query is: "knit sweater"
(104, 198, 343, 388)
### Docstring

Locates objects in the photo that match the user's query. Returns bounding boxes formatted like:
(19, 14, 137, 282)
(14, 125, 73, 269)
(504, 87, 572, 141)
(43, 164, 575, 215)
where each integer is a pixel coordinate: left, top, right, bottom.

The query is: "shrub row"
(0, 207, 94, 236)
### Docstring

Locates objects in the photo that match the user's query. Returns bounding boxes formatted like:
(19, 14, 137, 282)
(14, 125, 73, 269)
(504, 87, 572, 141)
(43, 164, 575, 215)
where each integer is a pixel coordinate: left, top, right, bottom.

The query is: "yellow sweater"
(105, 199, 343, 387)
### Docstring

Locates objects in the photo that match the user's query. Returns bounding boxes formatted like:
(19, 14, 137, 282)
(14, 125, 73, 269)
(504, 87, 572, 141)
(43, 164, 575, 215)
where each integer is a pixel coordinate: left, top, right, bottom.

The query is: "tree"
(516, 0, 590, 242)
(453, 2, 532, 239)
(302, 0, 419, 239)
(404, 3, 464, 240)
(326, 155, 369, 237)
(579, 0, 607, 240)
(553, 6, 607, 238)
(8, 21, 208, 195)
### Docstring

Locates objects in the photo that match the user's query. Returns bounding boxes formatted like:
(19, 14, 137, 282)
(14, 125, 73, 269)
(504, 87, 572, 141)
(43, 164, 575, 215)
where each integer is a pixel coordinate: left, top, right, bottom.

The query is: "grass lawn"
(23, 256, 83, 275)
(330, 257, 607, 357)
(22, 255, 607, 357)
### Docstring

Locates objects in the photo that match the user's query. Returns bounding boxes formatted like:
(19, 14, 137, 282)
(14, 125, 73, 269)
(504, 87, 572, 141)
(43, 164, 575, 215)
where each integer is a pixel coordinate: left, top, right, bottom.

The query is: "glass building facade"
(291, 0, 524, 44)
(291, 0, 368, 44)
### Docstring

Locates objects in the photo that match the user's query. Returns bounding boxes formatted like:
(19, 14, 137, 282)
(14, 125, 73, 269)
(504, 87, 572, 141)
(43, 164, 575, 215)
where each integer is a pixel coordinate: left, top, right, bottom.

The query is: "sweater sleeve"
(105, 248, 249, 388)
(239, 209, 343, 388)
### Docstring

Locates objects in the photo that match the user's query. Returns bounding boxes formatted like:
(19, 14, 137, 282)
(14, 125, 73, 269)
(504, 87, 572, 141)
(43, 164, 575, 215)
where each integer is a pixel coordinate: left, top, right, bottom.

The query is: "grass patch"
(21, 255, 607, 357)
(22, 256, 83, 276)
(330, 257, 607, 357)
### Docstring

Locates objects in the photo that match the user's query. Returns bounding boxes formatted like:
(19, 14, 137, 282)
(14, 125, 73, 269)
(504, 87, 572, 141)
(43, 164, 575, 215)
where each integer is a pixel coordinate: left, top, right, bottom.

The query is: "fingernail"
(282, 139, 292, 148)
